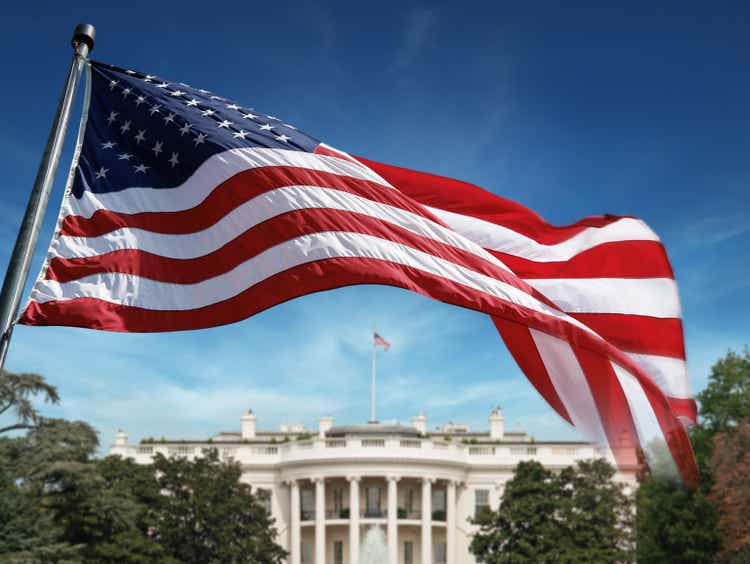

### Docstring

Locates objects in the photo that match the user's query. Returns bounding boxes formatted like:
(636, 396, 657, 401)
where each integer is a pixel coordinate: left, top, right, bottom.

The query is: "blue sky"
(0, 1, 748, 449)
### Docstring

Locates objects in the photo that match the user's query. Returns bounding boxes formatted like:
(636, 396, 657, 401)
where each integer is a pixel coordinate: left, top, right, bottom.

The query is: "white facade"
(110, 408, 636, 564)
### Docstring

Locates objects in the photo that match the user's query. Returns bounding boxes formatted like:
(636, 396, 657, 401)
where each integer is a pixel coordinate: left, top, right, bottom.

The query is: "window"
(432, 488, 446, 520)
(474, 489, 490, 518)
(404, 541, 414, 564)
(301, 542, 312, 564)
(366, 487, 382, 517)
(301, 488, 314, 520)
(334, 541, 344, 564)
(256, 488, 272, 514)
(405, 488, 414, 514)
(435, 541, 447, 564)
(334, 488, 344, 514)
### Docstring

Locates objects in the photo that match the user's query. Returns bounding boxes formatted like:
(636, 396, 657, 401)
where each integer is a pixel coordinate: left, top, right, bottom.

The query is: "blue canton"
(73, 61, 320, 198)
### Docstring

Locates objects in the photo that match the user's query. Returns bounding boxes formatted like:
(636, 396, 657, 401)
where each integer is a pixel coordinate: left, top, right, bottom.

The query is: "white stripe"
(530, 330, 610, 447)
(627, 353, 691, 400)
(428, 208, 660, 262)
(66, 147, 395, 219)
(53, 185, 511, 274)
(526, 277, 681, 318)
(33, 232, 589, 335)
(611, 361, 680, 479)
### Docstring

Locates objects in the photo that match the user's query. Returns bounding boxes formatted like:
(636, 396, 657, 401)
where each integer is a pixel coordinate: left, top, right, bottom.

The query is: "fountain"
(360, 525, 387, 564)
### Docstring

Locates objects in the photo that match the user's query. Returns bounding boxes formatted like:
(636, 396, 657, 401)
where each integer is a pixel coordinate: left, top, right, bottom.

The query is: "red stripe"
(633, 368, 700, 486)
(666, 397, 698, 427)
(61, 165, 444, 238)
(47, 208, 536, 300)
(492, 318, 573, 425)
(356, 156, 627, 244)
(568, 313, 686, 359)
(493, 240, 675, 279)
(313, 144, 362, 165)
(573, 346, 642, 471)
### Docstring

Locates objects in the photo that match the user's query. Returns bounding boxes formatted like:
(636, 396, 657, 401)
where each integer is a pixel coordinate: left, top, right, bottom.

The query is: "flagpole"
(0, 24, 94, 372)
(370, 334, 376, 423)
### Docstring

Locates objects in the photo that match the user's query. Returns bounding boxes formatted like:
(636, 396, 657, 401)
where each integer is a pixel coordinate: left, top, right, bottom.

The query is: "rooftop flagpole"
(0, 24, 95, 372)
(370, 329, 377, 423)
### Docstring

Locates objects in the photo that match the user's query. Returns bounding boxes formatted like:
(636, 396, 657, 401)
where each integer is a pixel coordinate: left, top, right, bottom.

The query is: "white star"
(170, 90, 185, 97)
(125, 70, 136, 75)
(117, 153, 133, 161)
(134, 130, 146, 143)
(259, 123, 274, 131)
(168, 152, 180, 168)
(275, 134, 291, 143)
(119, 120, 131, 134)
(149, 104, 161, 115)
(144, 75, 156, 82)
(201, 108, 215, 117)
(156, 82, 170, 88)
(135, 95, 147, 107)
(101, 141, 116, 149)
(193, 133, 207, 146)
(109, 80, 119, 90)
(178, 123, 192, 136)
(232, 129, 248, 139)
(152, 141, 163, 156)
(163, 113, 176, 124)
(242, 112, 258, 120)
(122, 87, 132, 98)
(95, 166, 109, 179)
(217, 120, 233, 128)
(226, 103, 240, 110)
(133, 164, 150, 173)
(106, 111, 118, 125)
(186, 98, 200, 107)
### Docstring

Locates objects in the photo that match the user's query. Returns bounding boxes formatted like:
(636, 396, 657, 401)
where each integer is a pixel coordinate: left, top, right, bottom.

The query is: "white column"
(289, 480, 301, 564)
(387, 475, 400, 564)
(446, 480, 457, 564)
(348, 476, 361, 564)
(421, 478, 433, 564)
(315, 477, 326, 564)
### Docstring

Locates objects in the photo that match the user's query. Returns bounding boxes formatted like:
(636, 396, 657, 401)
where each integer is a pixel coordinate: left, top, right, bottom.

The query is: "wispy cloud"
(392, 7, 440, 71)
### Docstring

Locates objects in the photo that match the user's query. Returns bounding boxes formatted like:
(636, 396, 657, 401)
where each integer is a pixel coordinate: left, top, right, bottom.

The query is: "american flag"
(373, 332, 391, 351)
(20, 61, 697, 484)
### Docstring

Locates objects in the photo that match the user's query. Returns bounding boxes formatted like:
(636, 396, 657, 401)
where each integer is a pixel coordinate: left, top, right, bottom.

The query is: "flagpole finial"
(72, 23, 95, 52)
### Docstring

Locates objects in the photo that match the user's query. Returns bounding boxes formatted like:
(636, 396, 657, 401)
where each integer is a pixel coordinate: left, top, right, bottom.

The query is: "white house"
(110, 407, 636, 564)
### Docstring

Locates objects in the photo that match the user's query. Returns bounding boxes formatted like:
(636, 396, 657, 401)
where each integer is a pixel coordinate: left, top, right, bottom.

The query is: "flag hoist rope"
(0, 24, 95, 372)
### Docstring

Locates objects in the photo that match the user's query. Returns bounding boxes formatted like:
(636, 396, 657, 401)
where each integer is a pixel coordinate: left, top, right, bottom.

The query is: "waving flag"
(374, 332, 391, 351)
(19, 61, 698, 484)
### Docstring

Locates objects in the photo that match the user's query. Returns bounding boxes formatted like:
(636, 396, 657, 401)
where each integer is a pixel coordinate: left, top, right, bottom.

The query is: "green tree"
(470, 459, 633, 563)
(635, 475, 720, 564)
(556, 459, 634, 562)
(470, 460, 561, 563)
(152, 448, 287, 564)
(0, 369, 59, 434)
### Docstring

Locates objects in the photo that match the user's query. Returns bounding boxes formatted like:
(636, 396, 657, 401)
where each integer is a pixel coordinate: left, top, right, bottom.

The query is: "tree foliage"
(470, 459, 633, 563)
(709, 421, 750, 562)
(0, 370, 285, 563)
(152, 449, 287, 564)
(0, 369, 59, 434)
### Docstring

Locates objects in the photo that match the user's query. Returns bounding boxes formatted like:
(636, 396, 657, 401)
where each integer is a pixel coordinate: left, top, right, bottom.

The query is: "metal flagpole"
(370, 332, 376, 423)
(0, 24, 95, 372)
